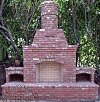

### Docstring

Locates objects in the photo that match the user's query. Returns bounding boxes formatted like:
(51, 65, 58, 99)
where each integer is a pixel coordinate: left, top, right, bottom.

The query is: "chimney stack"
(41, 0, 58, 29)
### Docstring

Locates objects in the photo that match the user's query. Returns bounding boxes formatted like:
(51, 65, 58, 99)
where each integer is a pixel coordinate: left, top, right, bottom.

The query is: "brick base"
(2, 82, 98, 101)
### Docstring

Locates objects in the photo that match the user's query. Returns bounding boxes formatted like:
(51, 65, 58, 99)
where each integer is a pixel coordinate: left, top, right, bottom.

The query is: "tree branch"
(0, 0, 5, 26)
(0, 0, 21, 58)
(0, 25, 20, 58)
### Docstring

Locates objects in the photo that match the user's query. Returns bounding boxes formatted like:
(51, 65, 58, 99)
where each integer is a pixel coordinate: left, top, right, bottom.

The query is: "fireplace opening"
(37, 61, 61, 83)
(76, 73, 91, 82)
(9, 74, 24, 82)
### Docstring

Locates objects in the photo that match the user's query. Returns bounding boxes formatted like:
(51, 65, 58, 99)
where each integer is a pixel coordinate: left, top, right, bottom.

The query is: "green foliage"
(1, 0, 41, 59)
(56, 0, 100, 67)
(0, 34, 8, 61)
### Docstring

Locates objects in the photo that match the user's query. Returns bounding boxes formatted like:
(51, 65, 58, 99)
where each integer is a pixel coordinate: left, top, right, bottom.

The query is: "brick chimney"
(41, 0, 58, 29)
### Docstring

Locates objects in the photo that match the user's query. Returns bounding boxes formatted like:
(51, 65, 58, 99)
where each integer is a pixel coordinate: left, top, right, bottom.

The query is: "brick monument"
(2, 0, 99, 101)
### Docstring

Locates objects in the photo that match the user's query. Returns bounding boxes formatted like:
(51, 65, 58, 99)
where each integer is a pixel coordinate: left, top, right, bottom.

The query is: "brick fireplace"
(2, 0, 98, 101)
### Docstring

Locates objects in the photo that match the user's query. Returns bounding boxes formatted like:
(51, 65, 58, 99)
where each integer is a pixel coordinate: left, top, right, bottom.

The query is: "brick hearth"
(2, 82, 98, 101)
(2, 0, 98, 101)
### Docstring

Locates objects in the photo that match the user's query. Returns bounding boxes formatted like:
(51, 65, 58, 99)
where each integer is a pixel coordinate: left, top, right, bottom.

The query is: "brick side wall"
(76, 67, 96, 82)
(5, 67, 23, 83)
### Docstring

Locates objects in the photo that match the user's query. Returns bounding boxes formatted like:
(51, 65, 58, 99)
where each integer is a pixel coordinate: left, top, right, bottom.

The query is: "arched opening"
(76, 73, 91, 82)
(37, 61, 61, 83)
(9, 74, 24, 82)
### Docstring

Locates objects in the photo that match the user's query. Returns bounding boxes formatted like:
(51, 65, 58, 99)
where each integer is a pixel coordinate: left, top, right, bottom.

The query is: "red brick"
(2, 0, 98, 101)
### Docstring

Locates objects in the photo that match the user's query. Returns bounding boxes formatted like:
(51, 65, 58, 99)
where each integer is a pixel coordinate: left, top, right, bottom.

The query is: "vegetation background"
(0, 0, 99, 68)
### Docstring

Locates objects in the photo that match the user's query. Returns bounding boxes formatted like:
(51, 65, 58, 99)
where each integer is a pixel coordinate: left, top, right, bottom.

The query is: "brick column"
(41, 0, 58, 29)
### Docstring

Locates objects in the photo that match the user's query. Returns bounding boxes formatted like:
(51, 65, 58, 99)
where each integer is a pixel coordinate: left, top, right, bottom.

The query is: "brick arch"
(36, 61, 62, 83)
(35, 59, 64, 64)
(9, 74, 24, 82)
